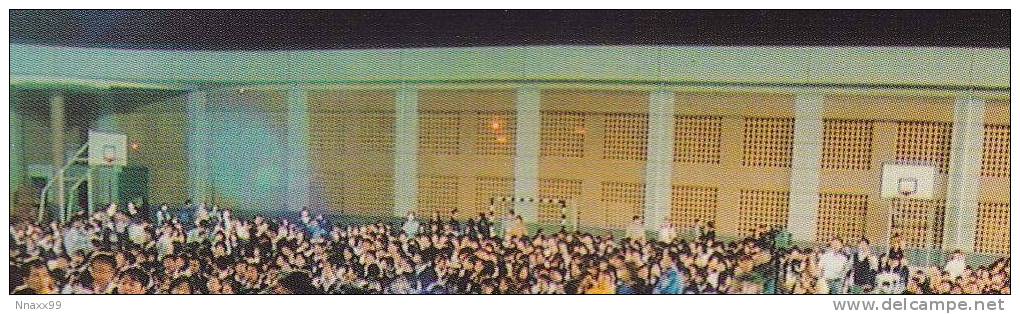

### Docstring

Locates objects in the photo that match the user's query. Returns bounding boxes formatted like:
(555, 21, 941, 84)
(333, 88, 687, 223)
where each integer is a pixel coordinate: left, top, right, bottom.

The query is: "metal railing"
(37, 143, 90, 223)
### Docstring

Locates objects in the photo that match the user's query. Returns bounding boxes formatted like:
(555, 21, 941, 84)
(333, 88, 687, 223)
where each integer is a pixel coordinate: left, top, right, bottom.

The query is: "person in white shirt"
(625, 215, 646, 241)
(195, 203, 209, 225)
(156, 204, 170, 226)
(944, 250, 967, 279)
(819, 237, 849, 294)
(657, 218, 676, 243)
(402, 211, 420, 237)
(502, 209, 516, 237)
(127, 220, 148, 245)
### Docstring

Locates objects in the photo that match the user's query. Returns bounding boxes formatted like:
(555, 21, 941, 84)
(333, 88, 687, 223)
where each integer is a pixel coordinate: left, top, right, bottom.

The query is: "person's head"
(274, 271, 319, 294)
(829, 237, 843, 252)
(89, 253, 118, 289)
(23, 259, 53, 294)
(117, 267, 149, 295)
(659, 254, 675, 269)
(169, 276, 195, 294)
(858, 238, 870, 252)
(951, 250, 965, 260)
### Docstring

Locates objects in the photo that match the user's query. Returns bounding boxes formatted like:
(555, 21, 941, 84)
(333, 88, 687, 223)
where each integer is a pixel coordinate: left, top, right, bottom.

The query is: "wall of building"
(976, 99, 1010, 255)
(308, 90, 396, 217)
(9, 87, 1009, 254)
(114, 94, 189, 206)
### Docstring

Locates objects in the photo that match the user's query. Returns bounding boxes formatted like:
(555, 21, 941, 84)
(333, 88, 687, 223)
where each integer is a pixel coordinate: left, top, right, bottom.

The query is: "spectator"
(117, 267, 149, 294)
(945, 250, 966, 279)
(16, 259, 55, 294)
(653, 254, 683, 294)
(87, 253, 119, 294)
(625, 216, 645, 241)
(851, 238, 878, 293)
(819, 237, 849, 294)
(657, 219, 676, 244)
(402, 211, 420, 237)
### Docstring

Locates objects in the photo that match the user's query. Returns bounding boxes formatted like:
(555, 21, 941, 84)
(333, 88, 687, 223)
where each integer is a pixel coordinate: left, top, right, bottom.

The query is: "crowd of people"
(9, 201, 1010, 294)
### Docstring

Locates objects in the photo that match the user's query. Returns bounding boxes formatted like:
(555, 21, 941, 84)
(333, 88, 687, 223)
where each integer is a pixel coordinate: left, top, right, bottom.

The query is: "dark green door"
(118, 166, 149, 207)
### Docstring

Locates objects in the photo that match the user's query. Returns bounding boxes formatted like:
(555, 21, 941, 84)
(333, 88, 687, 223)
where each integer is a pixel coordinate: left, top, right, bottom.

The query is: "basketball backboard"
(88, 131, 128, 166)
(881, 163, 937, 199)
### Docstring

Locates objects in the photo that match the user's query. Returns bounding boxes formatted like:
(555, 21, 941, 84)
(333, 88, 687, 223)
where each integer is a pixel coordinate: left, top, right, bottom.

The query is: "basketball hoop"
(897, 178, 918, 197)
(103, 147, 117, 165)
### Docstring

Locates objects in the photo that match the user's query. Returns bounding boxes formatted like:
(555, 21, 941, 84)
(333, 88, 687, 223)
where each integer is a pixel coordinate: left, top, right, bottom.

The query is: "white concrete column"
(644, 90, 675, 231)
(50, 93, 66, 217)
(943, 97, 985, 252)
(514, 87, 541, 222)
(787, 94, 824, 243)
(10, 93, 23, 194)
(394, 87, 419, 218)
(286, 86, 312, 212)
(185, 90, 210, 203)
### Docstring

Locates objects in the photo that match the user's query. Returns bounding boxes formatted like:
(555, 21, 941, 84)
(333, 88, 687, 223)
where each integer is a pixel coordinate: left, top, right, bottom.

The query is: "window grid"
(890, 199, 946, 249)
(742, 118, 795, 168)
(738, 190, 790, 237)
(600, 182, 646, 229)
(340, 176, 394, 216)
(539, 178, 583, 224)
(540, 111, 586, 158)
(417, 175, 460, 220)
(975, 202, 1010, 255)
(822, 120, 874, 170)
(670, 186, 718, 229)
(895, 121, 952, 174)
(420, 111, 462, 155)
(674, 116, 722, 164)
(981, 124, 1010, 178)
(816, 193, 868, 242)
(473, 176, 514, 217)
(475, 111, 516, 156)
(603, 113, 649, 161)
